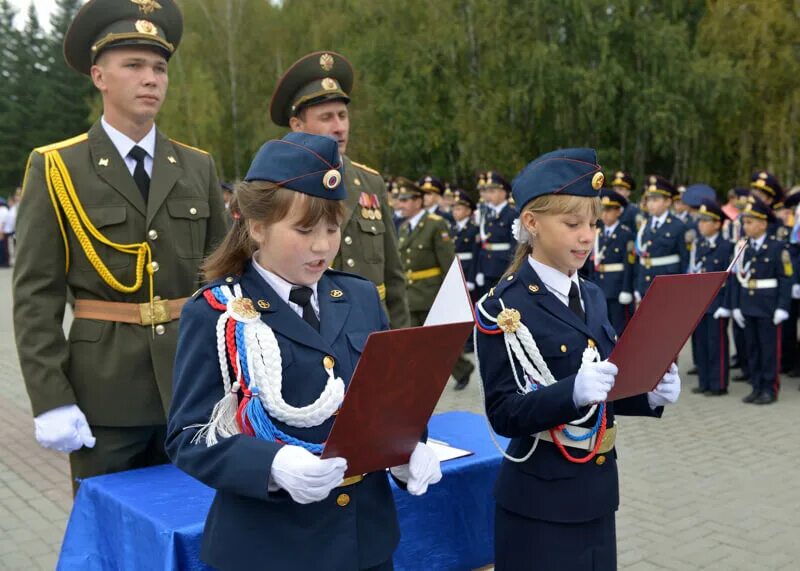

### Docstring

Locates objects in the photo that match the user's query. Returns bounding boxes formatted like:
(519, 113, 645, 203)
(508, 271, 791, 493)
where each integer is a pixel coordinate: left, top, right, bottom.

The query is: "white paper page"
(423, 259, 473, 326)
(426, 439, 473, 462)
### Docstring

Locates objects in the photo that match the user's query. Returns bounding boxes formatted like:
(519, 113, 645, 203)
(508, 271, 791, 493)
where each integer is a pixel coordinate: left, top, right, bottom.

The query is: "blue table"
(58, 411, 507, 570)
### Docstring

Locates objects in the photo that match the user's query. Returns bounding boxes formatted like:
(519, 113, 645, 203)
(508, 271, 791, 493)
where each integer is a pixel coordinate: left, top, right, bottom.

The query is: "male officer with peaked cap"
(12, 0, 228, 492)
(269, 51, 410, 328)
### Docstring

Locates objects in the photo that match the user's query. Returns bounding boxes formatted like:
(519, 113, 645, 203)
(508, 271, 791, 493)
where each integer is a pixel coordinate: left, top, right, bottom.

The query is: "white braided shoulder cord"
(191, 285, 344, 447)
(474, 295, 600, 463)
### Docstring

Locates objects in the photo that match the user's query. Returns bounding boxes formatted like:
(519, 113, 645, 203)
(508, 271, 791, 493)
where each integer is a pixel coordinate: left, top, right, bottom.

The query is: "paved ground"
(3, 265, 800, 570)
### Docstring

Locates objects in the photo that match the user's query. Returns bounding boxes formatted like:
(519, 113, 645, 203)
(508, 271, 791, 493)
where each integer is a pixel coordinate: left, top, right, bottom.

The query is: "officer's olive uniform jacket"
(398, 213, 455, 312)
(13, 121, 228, 426)
(333, 156, 409, 328)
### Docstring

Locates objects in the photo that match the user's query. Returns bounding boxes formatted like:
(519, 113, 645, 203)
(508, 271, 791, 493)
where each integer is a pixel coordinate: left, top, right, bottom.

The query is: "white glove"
(270, 445, 347, 504)
(466, 281, 476, 292)
(713, 307, 731, 320)
(390, 442, 442, 496)
(618, 292, 633, 305)
(774, 308, 790, 325)
(792, 284, 800, 299)
(34, 404, 96, 453)
(634, 291, 642, 304)
(475, 273, 485, 287)
(572, 360, 618, 408)
(732, 308, 746, 328)
(647, 363, 681, 408)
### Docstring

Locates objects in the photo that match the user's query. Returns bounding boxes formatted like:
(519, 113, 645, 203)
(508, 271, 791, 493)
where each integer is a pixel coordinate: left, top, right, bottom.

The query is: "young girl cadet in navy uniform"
(166, 132, 441, 571)
(475, 149, 681, 570)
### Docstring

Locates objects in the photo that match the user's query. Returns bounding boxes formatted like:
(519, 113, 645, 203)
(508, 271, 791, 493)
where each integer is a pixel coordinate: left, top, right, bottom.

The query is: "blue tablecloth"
(58, 411, 507, 571)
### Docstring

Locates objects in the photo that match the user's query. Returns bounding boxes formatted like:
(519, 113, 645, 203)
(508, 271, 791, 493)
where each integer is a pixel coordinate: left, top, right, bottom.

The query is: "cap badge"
(591, 172, 604, 190)
(321, 77, 338, 91)
(759, 172, 768, 179)
(649, 176, 657, 184)
(135, 20, 158, 36)
(131, 0, 162, 15)
(615, 171, 624, 178)
(496, 308, 522, 334)
(319, 53, 335, 71)
(323, 169, 342, 189)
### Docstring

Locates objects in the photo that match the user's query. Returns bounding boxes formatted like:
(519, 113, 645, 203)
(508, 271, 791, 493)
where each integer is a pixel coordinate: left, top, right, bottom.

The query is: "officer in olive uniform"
(395, 177, 475, 389)
(269, 51, 409, 328)
(12, 0, 228, 492)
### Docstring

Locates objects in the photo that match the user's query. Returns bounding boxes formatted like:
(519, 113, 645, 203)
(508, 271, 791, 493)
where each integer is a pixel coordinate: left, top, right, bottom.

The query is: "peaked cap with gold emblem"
(64, 0, 183, 75)
(270, 51, 354, 127)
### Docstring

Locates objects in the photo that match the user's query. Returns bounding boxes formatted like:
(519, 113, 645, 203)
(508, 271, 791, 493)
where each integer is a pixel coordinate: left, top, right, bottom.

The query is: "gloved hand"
(732, 308, 746, 328)
(648, 363, 681, 408)
(475, 273, 485, 287)
(792, 284, 800, 299)
(618, 291, 633, 305)
(466, 281, 476, 292)
(713, 307, 731, 320)
(774, 308, 790, 325)
(271, 445, 347, 504)
(572, 360, 618, 408)
(634, 291, 642, 304)
(390, 442, 442, 496)
(34, 404, 96, 453)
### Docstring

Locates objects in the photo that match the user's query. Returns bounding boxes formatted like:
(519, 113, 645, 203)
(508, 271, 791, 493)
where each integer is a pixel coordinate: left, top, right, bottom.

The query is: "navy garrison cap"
(696, 200, 728, 221)
(741, 196, 777, 224)
(682, 184, 717, 208)
(244, 132, 345, 200)
(512, 148, 603, 210)
(600, 188, 628, 208)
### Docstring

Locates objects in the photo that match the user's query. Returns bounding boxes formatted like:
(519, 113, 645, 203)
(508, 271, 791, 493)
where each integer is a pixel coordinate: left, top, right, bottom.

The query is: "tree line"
(1, 0, 799, 199)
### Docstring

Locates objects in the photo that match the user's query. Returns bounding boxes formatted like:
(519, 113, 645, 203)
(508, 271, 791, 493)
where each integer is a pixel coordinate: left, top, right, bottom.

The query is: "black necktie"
(129, 145, 150, 201)
(289, 286, 320, 332)
(568, 282, 585, 322)
(652, 220, 660, 231)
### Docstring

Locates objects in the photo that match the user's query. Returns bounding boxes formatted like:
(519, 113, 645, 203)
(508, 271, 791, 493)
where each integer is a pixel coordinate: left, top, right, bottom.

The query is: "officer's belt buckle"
(595, 425, 617, 454)
(338, 474, 364, 488)
(749, 279, 757, 289)
(644, 258, 652, 269)
(139, 299, 171, 326)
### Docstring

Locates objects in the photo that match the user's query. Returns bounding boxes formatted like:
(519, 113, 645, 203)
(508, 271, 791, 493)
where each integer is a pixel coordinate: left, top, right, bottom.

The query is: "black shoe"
(691, 387, 709, 395)
(706, 389, 728, 396)
(454, 376, 470, 391)
(732, 373, 750, 382)
(742, 391, 760, 403)
(687, 366, 698, 375)
(754, 393, 777, 405)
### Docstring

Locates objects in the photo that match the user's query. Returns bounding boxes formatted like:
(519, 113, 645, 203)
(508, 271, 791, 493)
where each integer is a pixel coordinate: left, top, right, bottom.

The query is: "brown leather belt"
(73, 298, 189, 326)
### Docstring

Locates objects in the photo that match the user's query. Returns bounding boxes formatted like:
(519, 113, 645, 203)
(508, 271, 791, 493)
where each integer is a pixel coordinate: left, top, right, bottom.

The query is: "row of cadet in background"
(338, 167, 796, 406)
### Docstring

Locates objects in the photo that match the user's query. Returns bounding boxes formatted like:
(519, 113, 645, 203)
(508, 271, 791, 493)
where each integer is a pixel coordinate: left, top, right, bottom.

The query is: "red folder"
(321, 260, 474, 477)
(606, 271, 728, 401)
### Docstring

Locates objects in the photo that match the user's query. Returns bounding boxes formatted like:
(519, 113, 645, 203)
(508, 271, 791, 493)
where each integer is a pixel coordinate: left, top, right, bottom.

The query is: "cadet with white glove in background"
(730, 195, 793, 405)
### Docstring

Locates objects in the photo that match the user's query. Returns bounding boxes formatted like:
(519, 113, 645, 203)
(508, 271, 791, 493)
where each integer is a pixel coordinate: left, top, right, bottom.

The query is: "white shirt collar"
(455, 218, 469, 230)
(490, 201, 508, 214)
(604, 221, 619, 235)
(706, 232, 719, 247)
(750, 233, 766, 250)
(101, 116, 156, 162)
(527, 255, 580, 305)
(251, 255, 320, 317)
(407, 209, 427, 230)
(651, 211, 668, 228)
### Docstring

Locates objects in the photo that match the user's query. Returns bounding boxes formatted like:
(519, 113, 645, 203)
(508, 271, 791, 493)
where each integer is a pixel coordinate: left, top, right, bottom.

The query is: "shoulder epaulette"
(170, 139, 209, 155)
(192, 275, 240, 300)
(325, 267, 371, 282)
(34, 133, 88, 154)
(428, 213, 443, 221)
(350, 160, 380, 176)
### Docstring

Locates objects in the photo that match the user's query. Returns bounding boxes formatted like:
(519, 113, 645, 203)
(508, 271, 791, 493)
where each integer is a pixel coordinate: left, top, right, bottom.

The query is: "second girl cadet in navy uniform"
(475, 148, 681, 570)
(166, 133, 441, 571)
(590, 188, 636, 335)
(688, 200, 734, 396)
(635, 176, 690, 303)
(731, 197, 793, 405)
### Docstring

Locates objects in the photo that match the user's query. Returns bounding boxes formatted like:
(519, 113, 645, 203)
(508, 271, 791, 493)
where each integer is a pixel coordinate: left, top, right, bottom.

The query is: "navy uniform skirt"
(494, 506, 616, 570)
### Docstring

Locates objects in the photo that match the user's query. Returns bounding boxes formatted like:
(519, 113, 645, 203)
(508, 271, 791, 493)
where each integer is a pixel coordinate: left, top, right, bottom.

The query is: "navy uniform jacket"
(731, 237, 793, 318)
(431, 205, 455, 225)
(166, 262, 399, 571)
(619, 203, 643, 231)
(691, 235, 734, 314)
(591, 224, 635, 300)
(452, 219, 480, 283)
(476, 203, 519, 281)
(476, 261, 659, 524)
(635, 215, 689, 296)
